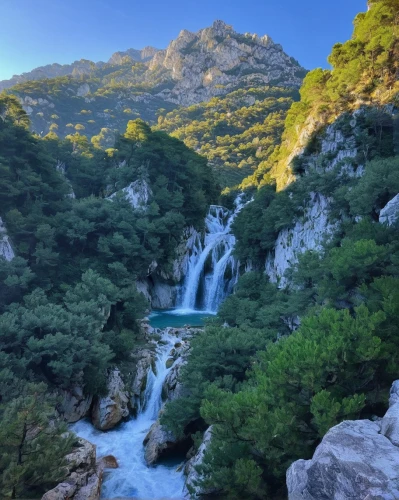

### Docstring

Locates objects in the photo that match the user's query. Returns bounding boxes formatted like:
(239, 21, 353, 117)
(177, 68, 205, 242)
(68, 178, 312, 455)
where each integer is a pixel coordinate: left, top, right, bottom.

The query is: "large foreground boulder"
(287, 381, 399, 499)
(42, 438, 102, 500)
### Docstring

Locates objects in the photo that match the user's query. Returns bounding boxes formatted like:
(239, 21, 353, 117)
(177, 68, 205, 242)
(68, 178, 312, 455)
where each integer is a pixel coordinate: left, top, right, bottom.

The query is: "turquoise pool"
(149, 308, 215, 329)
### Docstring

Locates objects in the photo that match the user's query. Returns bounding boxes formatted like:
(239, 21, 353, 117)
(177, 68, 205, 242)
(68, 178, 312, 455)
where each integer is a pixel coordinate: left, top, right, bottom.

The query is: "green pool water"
(149, 308, 215, 329)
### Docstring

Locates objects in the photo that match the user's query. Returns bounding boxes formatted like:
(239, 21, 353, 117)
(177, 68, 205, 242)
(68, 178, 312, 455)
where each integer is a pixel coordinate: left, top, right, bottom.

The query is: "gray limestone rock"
(59, 386, 93, 423)
(287, 380, 399, 500)
(91, 369, 129, 430)
(143, 419, 179, 465)
(379, 193, 399, 226)
(185, 427, 214, 497)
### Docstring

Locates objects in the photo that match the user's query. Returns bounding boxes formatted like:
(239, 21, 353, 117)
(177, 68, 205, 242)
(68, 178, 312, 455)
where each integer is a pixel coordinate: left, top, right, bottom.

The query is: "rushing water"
(71, 195, 249, 498)
(179, 196, 245, 313)
(71, 331, 186, 499)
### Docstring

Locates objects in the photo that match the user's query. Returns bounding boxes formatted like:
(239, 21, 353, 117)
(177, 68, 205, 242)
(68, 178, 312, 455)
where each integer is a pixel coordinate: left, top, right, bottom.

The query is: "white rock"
(379, 193, 399, 226)
(185, 427, 213, 497)
(287, 380, 399, 500)
(266, 193, 336, 287)
(76, 83, 90, 97)
(109, 179, 152, 211)
(0, 217, 15, 261)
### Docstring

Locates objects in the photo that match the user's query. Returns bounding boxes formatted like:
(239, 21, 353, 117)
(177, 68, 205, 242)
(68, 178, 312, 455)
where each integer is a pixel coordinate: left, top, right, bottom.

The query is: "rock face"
(380, 193, 399, 226)
(265, 192, 336, 287)
(287, 380, 399, 500)
(59, 387, 93, 423)
(91, 369, 129, 431)
(130, 348, 156, 413)
(0, 217, 15, 261)
(149, 20, 305, 106)
(265, 115, 361, 286)
(42, 438, 102, 500)
(109, 179, 152, 211)
(185, 427, 213, 497)
(108, 46, 159, 65)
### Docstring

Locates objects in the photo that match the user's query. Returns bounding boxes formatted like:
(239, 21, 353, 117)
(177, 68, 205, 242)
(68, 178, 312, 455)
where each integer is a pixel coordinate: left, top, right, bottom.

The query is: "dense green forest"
(161, 1, 399, 497)
(1, 0, 399, 498)
(0, 94, 216, 497)
(155, 87, 299, 188)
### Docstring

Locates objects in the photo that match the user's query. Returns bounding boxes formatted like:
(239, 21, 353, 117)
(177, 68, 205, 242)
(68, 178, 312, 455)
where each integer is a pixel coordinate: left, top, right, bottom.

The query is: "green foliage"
(0, 98, 217, 492)
(155, 87, 298, 188)
(0, 383, 74, 499)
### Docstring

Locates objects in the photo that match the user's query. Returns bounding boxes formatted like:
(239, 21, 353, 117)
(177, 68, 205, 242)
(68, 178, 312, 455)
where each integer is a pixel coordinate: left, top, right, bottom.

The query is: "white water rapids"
(72, 194, 250, 498)
(72, 331, 185, 499)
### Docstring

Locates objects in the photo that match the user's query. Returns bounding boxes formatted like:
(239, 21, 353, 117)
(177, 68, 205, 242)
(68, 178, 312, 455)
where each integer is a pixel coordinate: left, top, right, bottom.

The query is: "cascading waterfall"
(179, 194, 245, 313)
(71, 331, 185, 499)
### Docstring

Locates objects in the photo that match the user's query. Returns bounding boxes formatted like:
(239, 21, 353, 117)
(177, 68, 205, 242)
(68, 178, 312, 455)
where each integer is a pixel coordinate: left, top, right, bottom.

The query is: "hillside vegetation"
(155, 87, 298, 187)
(161, 1, 399, 497)
(0, 94, 216, 497)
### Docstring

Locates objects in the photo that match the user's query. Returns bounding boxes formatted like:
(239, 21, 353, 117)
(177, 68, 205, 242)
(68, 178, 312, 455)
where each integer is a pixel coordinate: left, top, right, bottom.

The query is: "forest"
(1, 0, 399, 498)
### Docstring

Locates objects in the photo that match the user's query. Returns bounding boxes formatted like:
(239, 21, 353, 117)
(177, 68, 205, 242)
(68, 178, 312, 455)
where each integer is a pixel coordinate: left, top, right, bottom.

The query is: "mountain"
(2, 21, 305, 139)
(0, 47, 161, 92)
(2, 21, 305, 188)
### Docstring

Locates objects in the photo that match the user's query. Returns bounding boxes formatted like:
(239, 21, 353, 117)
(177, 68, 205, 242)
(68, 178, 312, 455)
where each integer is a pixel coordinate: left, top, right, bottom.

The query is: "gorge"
(2, 2, 399, 499)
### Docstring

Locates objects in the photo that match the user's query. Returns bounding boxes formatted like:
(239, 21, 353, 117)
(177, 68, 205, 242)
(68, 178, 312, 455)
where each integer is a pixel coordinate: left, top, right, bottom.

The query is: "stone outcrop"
(265, 192, 336, 287)
(42, 438, 102, 500)
(130, 348, 155, 413)
(380, 193, 399, 226)
(58, 387, 93, 423)
(143, 419, 180, 465)
(0, 217, 15, 261)
(91, 369, 129, 430)
(265, 114, 362, 286)
(185, 427, 213, 497)
(108, 46, 159, 65)
(287, 380, 399, 500)
(108, 179, 152, 211)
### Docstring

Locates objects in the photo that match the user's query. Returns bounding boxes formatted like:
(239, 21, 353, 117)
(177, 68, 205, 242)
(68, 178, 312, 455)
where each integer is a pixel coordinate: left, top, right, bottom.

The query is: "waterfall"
(71, 331, 185, 499)
(179, 194, 246, 313)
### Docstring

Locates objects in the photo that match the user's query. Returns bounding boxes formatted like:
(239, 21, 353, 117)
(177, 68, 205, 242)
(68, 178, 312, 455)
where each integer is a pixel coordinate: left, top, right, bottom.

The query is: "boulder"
(287, 380, 399, 500)
(91, 369, 129, 430)
(162, 357, 187, 401)
(42, 438, 102, 500)
(143, 419, 179, 465)
(97, 455, 118, 469)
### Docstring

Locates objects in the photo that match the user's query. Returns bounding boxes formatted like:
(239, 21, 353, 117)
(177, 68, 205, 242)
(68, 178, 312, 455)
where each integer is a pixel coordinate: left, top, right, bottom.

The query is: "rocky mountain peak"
(149, 20, 305, 106)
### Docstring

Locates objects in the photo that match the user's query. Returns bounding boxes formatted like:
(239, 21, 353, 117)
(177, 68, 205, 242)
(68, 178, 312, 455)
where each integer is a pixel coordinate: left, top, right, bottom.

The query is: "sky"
(0, 0, 367, 81)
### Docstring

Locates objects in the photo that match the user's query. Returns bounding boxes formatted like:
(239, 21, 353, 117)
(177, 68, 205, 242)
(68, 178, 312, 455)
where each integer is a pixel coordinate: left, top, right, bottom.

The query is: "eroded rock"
(143, 419, 179, 465)
(185, 427, 213, 497)
(59, 387, 92, 423)
(380, 193, 399, 226)
(287, 380, 399, 500)
(42, 438, 101, 500)
(91, 369, 129, 430)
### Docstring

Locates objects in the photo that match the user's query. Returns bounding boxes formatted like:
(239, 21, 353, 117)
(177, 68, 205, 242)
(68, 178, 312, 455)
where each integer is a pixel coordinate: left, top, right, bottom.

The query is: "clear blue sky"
(0, 0, 367, 80)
